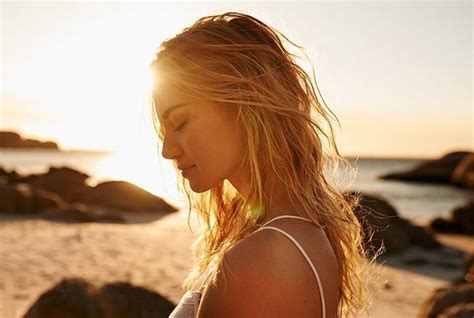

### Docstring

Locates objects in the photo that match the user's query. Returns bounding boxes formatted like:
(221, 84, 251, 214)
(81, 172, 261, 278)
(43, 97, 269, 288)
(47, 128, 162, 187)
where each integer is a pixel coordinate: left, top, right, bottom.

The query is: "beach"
(1, 208, 472, 318)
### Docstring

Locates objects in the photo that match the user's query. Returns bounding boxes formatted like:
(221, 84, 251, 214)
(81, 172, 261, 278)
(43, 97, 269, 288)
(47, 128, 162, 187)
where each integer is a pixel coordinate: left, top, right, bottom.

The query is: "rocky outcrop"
(378, 151, 474, 189)
(430, 200, 474, 235)
(1, 165, 178, 222)
(24, 277, 176, 318)
(346, 191, 441, 254)
(78, 181, 175, 213)
(418, 282, 474, 318)
(0, 131, 59, 149)
(20, 167, 91, 202)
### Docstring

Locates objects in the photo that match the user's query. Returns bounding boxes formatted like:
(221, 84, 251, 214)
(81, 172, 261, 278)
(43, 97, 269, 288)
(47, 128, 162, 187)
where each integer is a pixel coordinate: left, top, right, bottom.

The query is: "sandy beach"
(0, 208, 472, 318)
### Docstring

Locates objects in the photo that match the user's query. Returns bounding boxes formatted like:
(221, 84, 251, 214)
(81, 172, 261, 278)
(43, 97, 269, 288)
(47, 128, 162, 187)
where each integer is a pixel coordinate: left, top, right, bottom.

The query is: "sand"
(0, 209, 472, 318)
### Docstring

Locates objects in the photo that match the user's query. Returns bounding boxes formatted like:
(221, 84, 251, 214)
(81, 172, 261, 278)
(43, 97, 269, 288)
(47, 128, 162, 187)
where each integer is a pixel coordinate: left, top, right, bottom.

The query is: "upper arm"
(196, 230, 324, 318)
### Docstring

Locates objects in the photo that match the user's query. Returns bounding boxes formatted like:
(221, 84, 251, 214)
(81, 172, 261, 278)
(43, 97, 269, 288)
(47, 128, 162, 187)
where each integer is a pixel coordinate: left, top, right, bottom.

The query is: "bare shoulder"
(197, 222, 340, 317)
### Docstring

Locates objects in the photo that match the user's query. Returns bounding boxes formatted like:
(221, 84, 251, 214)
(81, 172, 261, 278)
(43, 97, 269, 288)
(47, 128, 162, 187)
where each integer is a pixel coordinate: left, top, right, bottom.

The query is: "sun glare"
(3, 4, 197, 153)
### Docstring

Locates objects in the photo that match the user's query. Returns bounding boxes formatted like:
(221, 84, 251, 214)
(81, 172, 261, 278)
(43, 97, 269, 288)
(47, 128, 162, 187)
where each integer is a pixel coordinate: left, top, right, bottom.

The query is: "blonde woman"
(150, 12, 372, 318)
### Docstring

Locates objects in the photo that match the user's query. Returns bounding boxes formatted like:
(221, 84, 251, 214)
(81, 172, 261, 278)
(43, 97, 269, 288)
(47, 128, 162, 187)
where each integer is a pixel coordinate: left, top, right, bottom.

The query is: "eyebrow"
(158, 103, 190, 121)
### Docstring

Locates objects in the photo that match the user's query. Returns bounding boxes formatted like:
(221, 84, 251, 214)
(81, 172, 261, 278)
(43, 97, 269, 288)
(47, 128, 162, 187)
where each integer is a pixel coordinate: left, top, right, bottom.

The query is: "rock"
(0, 184, 66, 214)
(383, 280, 393, 290)
(0, 131, 22, 147)
(23, 277, 176, 318)
(0, 184, 34, 213)
(378, 151, 473, 188)
(407, 225, 441, 248)
(23, 277, 102, 318)
(346, 191, 441, 254)
(451, 154, 474, 189)
(78, 180, 178, 213)
(438, 302, 474, 318)
(464, 253, 474, 283)
(2, 165, 179, 221)
(430, 200, 474, 235)
(30, 188, 66, 212)
(0, 167, 21, 184)
(430, 217, 463, 233)
(95, 281, 176, 317)
(451, 201, 474, 234)
(0, 131, 59, 149)
(25, 166, 91, 202)
(418, 282, 474, 318)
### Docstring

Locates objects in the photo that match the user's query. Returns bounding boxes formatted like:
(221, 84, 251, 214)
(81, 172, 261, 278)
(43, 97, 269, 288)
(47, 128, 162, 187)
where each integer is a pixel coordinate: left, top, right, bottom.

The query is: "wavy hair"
(149, 12, 378, 317)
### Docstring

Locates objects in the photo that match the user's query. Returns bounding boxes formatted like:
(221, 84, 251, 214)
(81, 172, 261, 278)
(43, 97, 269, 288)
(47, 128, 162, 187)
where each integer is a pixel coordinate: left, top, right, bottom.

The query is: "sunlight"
(3, 4, 194, 152)
(93, 146, 185, 207)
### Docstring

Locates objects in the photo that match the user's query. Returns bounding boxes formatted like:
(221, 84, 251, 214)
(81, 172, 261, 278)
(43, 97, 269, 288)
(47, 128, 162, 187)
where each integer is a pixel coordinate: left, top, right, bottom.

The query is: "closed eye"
(173, 121, 187, 132)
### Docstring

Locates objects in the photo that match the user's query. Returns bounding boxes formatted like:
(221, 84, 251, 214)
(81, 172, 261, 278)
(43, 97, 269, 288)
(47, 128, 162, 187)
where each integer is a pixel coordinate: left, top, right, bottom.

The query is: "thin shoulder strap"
(259, 214, 313, 227)
(258, 214, 326, 236)
(254, 225, 326, 318)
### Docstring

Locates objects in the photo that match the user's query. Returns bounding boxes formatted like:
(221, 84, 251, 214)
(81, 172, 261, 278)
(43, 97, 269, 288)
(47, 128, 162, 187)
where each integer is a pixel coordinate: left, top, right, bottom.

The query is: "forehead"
(153, 80, 191, 120)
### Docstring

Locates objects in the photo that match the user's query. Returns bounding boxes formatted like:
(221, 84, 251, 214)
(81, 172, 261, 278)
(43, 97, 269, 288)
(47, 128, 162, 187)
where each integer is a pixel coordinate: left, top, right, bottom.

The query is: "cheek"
(184, 124, 243, 171)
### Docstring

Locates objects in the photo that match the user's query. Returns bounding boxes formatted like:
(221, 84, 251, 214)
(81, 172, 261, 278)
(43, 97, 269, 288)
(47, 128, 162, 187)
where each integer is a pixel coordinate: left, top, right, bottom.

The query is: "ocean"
(0, 149, 470, 223)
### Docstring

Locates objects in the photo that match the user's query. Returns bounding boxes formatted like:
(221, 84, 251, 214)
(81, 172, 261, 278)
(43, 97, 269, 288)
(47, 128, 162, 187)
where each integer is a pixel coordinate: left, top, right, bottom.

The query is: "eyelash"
(173, 121, 187, 132)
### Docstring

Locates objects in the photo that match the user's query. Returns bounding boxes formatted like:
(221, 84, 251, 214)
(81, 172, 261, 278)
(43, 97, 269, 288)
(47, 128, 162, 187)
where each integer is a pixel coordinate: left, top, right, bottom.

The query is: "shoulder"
(197, 225, 335, 317)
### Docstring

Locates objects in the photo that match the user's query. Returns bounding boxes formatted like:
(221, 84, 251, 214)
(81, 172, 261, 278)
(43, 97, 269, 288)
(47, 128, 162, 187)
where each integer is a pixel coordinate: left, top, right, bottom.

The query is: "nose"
(161, 133, 183, 160)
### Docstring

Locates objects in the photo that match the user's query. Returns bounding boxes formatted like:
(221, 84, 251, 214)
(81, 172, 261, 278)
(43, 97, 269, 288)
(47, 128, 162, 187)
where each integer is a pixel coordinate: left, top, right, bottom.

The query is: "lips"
(180, 165, 195, 177)
(178, 164, 195, 171)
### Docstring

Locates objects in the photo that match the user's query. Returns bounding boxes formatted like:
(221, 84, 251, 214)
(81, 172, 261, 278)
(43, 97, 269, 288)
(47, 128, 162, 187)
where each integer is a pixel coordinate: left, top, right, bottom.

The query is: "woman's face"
(154, 80, 246, 193)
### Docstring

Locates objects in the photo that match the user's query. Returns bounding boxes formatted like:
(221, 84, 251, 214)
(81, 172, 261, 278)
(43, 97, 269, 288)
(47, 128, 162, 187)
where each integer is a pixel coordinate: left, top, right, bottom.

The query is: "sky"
(1, 0, 472, 159)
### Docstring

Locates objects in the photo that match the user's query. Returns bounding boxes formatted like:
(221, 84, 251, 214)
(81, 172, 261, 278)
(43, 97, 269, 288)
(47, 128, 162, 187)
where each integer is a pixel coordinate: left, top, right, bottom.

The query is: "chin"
(188, 177, 223, 194)
(188, 181, 212, 193)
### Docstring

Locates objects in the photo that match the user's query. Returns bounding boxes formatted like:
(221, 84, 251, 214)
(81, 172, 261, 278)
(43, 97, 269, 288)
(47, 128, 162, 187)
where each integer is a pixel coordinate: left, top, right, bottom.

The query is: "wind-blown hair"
(149, 12, 377, 317)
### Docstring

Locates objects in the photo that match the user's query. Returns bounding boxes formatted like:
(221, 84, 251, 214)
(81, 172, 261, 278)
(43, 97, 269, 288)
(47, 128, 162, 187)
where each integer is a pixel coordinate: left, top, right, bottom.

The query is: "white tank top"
(169, 214, 327, 318)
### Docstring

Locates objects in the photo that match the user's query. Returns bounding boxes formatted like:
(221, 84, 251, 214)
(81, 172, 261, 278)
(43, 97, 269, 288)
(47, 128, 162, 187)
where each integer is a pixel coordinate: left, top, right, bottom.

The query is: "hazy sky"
(1, 1, 472, 158)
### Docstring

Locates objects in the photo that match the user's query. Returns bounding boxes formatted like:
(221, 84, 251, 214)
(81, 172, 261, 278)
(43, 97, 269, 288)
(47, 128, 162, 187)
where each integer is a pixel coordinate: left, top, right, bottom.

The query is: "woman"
(150, 12, 374, 317)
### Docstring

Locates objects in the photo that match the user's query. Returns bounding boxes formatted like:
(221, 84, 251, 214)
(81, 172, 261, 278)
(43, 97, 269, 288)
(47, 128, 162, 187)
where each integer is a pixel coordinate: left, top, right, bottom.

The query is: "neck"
(229, 171, 306, 226)
(252, 181, 306, 226)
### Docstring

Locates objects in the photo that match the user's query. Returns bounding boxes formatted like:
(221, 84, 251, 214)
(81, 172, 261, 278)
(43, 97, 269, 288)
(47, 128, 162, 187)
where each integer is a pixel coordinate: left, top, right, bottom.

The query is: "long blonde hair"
(150, 12, 377, 317)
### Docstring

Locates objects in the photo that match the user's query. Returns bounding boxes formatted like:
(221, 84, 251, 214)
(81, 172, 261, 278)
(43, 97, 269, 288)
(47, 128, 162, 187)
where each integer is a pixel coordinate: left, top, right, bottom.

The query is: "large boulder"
(24, 278, 102, 318)
(23, 277, 176, 318)
(78, 180, 178, 213)
(95, 282, 176, 317)
(418, 282, 474, 318)
(346, 191, 440, 254)
(430, 200, 474, 235)
(378, 151, 473, 189)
